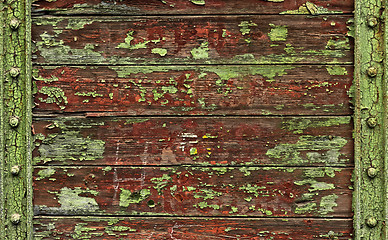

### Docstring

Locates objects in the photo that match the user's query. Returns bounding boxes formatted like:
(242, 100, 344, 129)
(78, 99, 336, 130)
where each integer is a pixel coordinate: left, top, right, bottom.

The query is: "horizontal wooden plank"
(33, 117, 353, 166)
(32, 16, 353, 65)
(32, 0, 354, 16)
(33, 65, 353, 115)
(33, 166, 352, 217)
(34, 217, 353, 239)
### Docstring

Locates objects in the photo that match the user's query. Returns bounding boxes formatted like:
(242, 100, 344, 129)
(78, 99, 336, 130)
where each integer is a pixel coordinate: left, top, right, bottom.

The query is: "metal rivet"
(367, 117, 377, 128)
(366, 217, 378, 228)
(367, 67, 378, 77)
(367, 167, 378, 178)
(368, 17, 378, 28)
(9, 18, 20, 30)
(9, 67, 20, 78)
(11, 165, 20, 176)
(10, 213, 21, 225)
(9, 116, 19, 128)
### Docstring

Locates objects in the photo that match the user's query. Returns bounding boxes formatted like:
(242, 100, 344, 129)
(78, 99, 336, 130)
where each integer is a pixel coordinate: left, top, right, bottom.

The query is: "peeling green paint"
(36, 168, 56, 181)
(34, 122, 105, 164)
(326, 38, 350, 50)
(266, 135, 348, 165)
(319, 194, 338, 215)
(151, 48, 168, 56)
(295, 202, 317, 214)
(66, 19, 94, 30)
(326, 66, 348, 75)
(150, 174, 172, 194)
(53, 187, 100, 214)
(282, 117, 351, 134)
(38, 86, 68, 110)
(268, 24, 288, 41)
(280, 2, 343, 15)
(189, 0, 205, 5)
(119, 189, 151, 207)
(238, 21, 258, 35)
(190, 42, 209, 59)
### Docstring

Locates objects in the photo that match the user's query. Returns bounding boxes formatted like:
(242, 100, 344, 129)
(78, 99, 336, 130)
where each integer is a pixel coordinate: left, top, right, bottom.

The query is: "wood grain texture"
(32, 117, 353, 166)
(31, 0, 354, 16)
(32, 15, 353, 65)
(33, 166, 352, 217)
(33, 65, 353, 115)
(33, 217, 353, 239)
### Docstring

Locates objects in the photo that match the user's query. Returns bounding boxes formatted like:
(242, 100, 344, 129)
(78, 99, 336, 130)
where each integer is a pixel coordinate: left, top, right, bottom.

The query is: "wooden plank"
(33, 166, 352, 217)
(33, 117, 353, 166)
(31, 0, 354, 16)
(33, 65, 353, 115)
(33, 217, 353, 239)
(32, 15, 353, 65)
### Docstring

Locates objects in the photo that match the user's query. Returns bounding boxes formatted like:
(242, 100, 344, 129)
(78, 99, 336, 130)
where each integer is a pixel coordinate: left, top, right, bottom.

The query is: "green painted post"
(354, 0, 388, 239)
(0, 0, 33, 239)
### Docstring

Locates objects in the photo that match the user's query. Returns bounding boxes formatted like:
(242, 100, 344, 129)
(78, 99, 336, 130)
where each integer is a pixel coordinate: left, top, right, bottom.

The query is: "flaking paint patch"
(319, 194, 338, 215)
(282, 117, 351, 134)
(189, 0, 205, 5)
(280, 2, 343, 14)
(268, 24, 288, 41)
(190, 42, 209, 59)
(119, 189, 151, 207)
(151, 48, 168, 56)
(38, 86, 68, 110)
(66, 19, 94, 30)
(52, 187, 100, 214)
(266, 135, 348, 165)
(326, 66, 348, 75)
(238, 21, 258, 35)
(36, 168, 56, 181)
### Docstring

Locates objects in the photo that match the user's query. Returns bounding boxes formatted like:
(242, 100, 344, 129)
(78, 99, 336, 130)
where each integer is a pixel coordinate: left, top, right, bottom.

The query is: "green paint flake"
(71, 223, 103, 239)
(38, 86, 68, 109)
(295, 202, 317, 214)
(326, 66, 348, 75)
(75, 91, 103, 98)
(36, 168, 56, 181)
(34, 125, 105, 164)
(55, 187, 100, 214)
(116, 30, 147, 50)
(190, 147, 198, 155)
(124, 119, 149, 124)
(194, 189, 222, 200)
(319, 194, 338, 215)
(189, 0, 205, 5)
(194, 201, 220, 210)
(191, 42, 209, 59)
(239, 184, 266, 197)
(151, 48, 168, 56)
(268, 24, 288, 41)
(326, 38, 350, 50)
(238, 21, 258, 35)
(280, 2, 343, 15)
(151, 174, 172, 194)
(282, 117, 351, 134)
(66, 19, 94, 30)
(266, 135, 348, 165)
(119, 189, 151, 207)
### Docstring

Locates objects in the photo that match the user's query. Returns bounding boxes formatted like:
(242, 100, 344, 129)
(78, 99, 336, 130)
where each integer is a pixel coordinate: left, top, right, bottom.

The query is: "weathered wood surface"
(33, 65, 353, 115)
(33, 217, 353, 239)
(33, 166, 352, 217)
(32, 0, 354, 16)
(33, 117, 353, 166)
(32, 16, 353, 65)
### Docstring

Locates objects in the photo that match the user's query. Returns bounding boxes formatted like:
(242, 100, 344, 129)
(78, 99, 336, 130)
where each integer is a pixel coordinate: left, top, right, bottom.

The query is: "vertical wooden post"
(354, 0, 388, 238)
(0, 0, 32, 239)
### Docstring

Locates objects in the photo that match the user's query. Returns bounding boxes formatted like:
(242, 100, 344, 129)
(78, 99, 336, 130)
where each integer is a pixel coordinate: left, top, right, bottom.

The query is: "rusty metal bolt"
(11, 165, 20, 176)
(10, 213, 21, 225)
(367, 167, 378, 178)
(366, 217, 378, 228)
(367, 117, 377, 128)
(9, 18, 20, 30)
(368, 17, 378, 28)
(9, 67, 20, 78)
(9, 116, 19, 128)
(367, 67, 378, 78)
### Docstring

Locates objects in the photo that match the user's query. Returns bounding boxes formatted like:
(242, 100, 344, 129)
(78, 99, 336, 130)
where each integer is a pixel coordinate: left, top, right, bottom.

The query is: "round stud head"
(9, 67, 20, 78)
(11, 165, 20, 176)
(366, 217, 378, 228)
(368, 17, 378, 28)
(367, 67, 378, 78)
(10, 213, 21, 225)
(367, 167, 378, 178)
(10, 18, 20, 30)
(9, 116, 19, 128)
(367, 117, 377, 128)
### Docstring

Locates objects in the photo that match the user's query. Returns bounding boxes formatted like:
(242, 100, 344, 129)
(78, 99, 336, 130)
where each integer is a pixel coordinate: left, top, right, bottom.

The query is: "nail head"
(367, 117, 377, 128)
(366, 217, 378, 228)
(10, 18, 20, 30)
(10, 213, 21, 225)
(9, 116, 19, 128)
(11, 165, 20, 176)
(367, 167, 378, 178)
(367, 67, 377, 78)
(9, 67, 20, 78)
(368, 17, 378, 28)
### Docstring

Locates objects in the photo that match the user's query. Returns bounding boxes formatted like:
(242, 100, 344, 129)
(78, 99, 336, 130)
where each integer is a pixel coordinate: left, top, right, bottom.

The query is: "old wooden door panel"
(33, 65, 353, 115)
(31, 0, 354, 239)
(32, 117, 353, 166)
(32, 0, 354, 15)
(33, 166, 352, 217)
(34, 218, 353, 239)
(32, 15, 352, 65)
